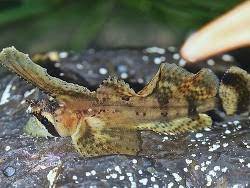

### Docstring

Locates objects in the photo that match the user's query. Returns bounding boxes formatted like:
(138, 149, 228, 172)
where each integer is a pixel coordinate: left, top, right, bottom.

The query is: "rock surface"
(0, 48, 249, 187)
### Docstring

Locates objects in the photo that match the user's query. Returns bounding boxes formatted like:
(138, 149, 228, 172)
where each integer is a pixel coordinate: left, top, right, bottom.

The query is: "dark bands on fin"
(219, 66, 250, 115)
(187, 97, 198, 118)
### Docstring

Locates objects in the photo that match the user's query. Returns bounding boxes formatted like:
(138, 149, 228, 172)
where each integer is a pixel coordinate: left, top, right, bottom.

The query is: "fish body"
(0, 47, 249, 156)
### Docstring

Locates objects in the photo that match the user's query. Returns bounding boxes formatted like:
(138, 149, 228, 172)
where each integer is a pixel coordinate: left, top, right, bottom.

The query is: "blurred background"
(0, 0, 242, 53)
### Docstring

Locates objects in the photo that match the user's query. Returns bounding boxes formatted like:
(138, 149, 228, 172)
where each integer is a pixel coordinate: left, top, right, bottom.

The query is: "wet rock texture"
(0, 48, 249, 187)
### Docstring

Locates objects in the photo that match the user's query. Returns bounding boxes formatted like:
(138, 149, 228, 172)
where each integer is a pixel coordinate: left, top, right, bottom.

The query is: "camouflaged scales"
(0, 47, 249, 157)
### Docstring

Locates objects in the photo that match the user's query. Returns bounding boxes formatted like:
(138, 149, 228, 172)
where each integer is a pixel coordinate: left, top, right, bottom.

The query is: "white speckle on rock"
(233, 120, 240, 125)
(194, 165, 200, 170)
(204, 127, 211, 131)
(172, 173, 182, 182)
(99, 67, 108, 75)
(201, 167, 207, 172)
(167, 46, 176, 52)
(221, 167, 228, 173)
(137, 78, 144, 84)
(208, 144, 220, 151)
(222, 124, 228, 128)
(209, 170, 216, 177)
(120, 72, 128, 79)
(129, 176, 134, 182)
(76, 64, 83, 70)
(195, 133, 203, 138)
(85, 172, 91, 176)
(110, 173, 117, 179)
(232, 184, 242, 188)
(54, 62, 61, 67)
(114, 166, 122, 174)
(131, 181, 137, 188)
(5, 146, 11, 151)
(72, 175, 77, 180)
(239, 158, 245, 163)
(142, 55, 149, 61)
(168, 182, 174, 188)
(247, 163, 250, 168)
(206, 161, 211, 165)
(0, 80, 13, 105)
(90, 170, 96, 176)
(214, 166, 220, 171)
(173, 53, 180, 60)
(183, 168, 188, 172)
(59, 52, 68, 58)
(24, 88, 36, 98)
(185, 159, 192, 165)
(178, 59, 186, 67)
(119, 176, 125, 180)
(139, 178, 148, 185)
(132, 159, 137, 164)
(47, 166, 60, 188)
(162, 136, 169, 142)
(206, 175, 212, 186)
(223, 143, 229, 147)
(153, 184, 159, 188)
(151, 176, 156, 182)
(222, 54, 234, 62)
(126, 172, 132, 176)
(225, 130, 231, 134)
(207, 59, 215, 66)
(145, 47, 165, 54)
(154, 57, 162, 64)
(138, 170, 143, 174)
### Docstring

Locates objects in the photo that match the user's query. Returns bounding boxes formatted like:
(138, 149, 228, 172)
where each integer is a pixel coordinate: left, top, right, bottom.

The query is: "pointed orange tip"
(181, 1, 250, 63)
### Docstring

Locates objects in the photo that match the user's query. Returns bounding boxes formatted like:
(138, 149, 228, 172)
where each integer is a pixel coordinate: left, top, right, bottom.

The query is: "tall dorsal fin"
(219, 66, 250, 115)
(138, 63, 192, 97)
(96, 76, 137, 103)
(177, 68, 219, 100)
(0, 47, 96, 100)
(138, 63, 218, 107)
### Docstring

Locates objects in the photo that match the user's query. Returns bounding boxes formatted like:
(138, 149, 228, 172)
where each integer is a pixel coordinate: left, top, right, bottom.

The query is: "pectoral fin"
(136, 113, 212, 134)
(0, 47, 95, 100)
(71, 117, 141, 157)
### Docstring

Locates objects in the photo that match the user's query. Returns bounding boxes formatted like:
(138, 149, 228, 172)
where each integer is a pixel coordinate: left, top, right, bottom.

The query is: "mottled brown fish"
(0, 47, 249, 157)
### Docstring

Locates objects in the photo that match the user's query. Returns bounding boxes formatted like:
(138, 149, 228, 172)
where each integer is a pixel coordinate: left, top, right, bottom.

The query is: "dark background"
(1, 0, 249, 71)
(0, 0, 242, 52)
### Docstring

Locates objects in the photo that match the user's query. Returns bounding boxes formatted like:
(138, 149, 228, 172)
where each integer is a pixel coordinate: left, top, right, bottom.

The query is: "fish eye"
(33, 113, 60, 137)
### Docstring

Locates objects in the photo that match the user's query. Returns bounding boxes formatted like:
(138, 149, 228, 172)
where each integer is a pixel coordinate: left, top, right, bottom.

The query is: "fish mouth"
(27, 99, 61, 137)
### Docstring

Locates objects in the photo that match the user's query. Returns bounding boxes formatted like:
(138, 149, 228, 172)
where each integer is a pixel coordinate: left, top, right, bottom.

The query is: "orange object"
(181, 1, 250, 63)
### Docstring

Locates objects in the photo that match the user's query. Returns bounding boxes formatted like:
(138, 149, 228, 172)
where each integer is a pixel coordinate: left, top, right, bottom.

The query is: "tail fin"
(219, 66, 250, 115)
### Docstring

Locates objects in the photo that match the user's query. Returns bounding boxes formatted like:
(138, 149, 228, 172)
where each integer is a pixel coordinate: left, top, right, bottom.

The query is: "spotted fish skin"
(0, 47, 248, 157)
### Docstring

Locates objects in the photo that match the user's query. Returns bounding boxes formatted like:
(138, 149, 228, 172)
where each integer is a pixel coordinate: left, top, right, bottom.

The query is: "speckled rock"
(0, 48, 249, 188)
